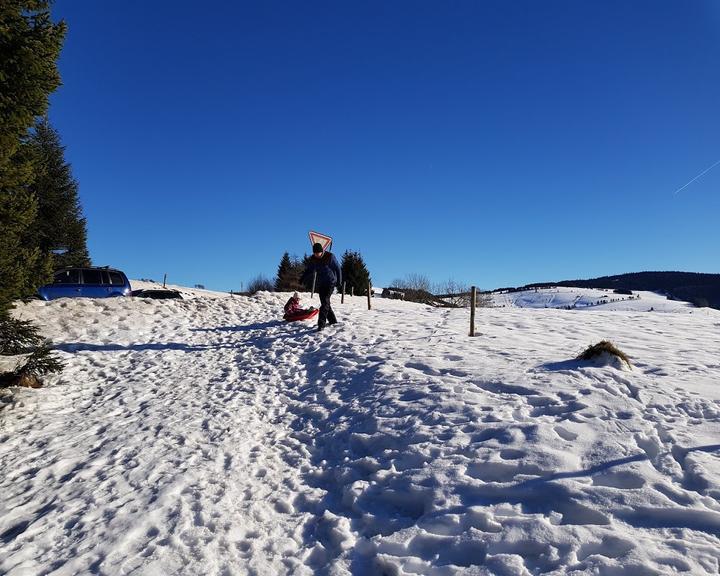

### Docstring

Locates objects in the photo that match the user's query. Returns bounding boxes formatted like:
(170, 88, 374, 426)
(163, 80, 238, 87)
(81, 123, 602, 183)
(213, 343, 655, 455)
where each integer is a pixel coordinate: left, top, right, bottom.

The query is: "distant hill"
(500, 272, 720, 309)
(491, 286, 694, 312)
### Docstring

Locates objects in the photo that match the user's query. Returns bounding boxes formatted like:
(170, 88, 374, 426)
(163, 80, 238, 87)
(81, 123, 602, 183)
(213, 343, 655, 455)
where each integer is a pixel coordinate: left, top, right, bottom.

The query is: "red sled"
(284, 308, 319, 322)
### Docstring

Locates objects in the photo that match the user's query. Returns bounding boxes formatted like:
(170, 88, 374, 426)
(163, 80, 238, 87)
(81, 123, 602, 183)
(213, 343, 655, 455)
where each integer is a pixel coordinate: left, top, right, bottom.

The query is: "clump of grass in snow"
(577, 341, 631, 368)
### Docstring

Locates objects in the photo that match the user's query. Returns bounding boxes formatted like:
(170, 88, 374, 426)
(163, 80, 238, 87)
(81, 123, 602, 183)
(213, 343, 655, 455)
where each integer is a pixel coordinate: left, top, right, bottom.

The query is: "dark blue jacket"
(303, 252, 342, 290)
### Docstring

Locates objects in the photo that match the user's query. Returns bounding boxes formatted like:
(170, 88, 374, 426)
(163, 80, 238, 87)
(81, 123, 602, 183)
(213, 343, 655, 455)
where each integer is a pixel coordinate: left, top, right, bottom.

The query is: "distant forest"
(499, 272, 720, 309)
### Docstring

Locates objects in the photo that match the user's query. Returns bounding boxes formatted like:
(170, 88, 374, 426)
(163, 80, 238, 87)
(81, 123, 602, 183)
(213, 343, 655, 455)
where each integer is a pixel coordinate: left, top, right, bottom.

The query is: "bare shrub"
(247, 275, 274, 294)
(391, 274, 494, 308)
(433, 280, 494, 308)
(477, 290, 494, 308)
(390, 274, 434, 305)
(391, 273, 431, 293)
(435, 279, 470, 307)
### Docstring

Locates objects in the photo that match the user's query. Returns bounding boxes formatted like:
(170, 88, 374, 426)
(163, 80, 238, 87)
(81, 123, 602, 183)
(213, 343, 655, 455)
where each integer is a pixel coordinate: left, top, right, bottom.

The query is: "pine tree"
(0, 188, 52, 306)
(275, 252, 294, 291)
(0, 2, 65, 167)
(0, 1, 66, 384)
(0, 1, 65, 306)
(275, 252, 306, 292)
(0, 313, 63, 386)
(29, 118, 90, 269)
(341, 250, 371, 296)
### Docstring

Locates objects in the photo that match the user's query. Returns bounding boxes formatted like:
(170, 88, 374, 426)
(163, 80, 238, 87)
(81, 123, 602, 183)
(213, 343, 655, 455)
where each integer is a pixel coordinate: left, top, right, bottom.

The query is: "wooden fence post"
(469, 286, 477, 337)
(367, 283, 372, 310)
(341, 281, 345, 304)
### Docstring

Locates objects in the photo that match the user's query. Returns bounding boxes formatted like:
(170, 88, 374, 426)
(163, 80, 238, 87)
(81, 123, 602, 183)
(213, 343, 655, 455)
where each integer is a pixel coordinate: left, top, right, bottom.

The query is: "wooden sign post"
(469, 286, 477, 337)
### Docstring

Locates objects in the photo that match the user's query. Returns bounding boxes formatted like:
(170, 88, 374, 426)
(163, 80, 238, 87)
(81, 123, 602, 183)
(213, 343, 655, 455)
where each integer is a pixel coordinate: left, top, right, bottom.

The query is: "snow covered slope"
(1, 288, 719, 575)
(492, 286, 696, 313)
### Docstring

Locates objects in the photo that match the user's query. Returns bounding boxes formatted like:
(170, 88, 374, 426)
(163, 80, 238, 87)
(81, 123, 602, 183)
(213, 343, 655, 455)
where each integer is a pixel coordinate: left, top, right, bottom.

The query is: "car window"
(108, 271, 126, 286)
(82, 269, 103, 285)
(54, 270, 80, 284)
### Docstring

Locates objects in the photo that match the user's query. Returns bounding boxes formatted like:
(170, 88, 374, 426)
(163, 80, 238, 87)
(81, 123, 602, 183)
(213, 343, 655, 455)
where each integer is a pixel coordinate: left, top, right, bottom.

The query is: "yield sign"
(309, 230, 332, 251)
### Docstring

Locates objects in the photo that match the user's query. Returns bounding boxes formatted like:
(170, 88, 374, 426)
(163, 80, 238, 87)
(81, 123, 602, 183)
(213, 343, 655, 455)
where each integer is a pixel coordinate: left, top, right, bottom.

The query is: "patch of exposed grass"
(577, 340, 631, 367)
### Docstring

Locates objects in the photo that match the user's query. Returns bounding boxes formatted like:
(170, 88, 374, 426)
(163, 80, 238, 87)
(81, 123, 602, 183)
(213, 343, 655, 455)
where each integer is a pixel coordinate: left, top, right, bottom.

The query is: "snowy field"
(492, 286, 695, 313)
(1, 285, 720, 575)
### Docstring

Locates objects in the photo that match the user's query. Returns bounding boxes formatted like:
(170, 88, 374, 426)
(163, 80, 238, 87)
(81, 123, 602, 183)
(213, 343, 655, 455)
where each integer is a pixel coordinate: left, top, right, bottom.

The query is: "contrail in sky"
(672, 157, 720, 195)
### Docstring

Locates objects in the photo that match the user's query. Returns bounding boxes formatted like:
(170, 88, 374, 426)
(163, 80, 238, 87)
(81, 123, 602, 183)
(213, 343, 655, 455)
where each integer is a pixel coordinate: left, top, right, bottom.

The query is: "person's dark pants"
(318, 286, 337, 328)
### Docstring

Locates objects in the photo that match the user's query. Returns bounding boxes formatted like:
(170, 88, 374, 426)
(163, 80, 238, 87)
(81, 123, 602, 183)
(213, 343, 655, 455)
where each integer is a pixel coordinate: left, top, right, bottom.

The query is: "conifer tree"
(275, 252, 294, 291)
(0, 1, 65, 306)
(0, 188, 51, 306)
(29, 118, 90, 269)
(276, 252, 306, 292)
(0, 1, 66, 385)
(0, 315, 63, 386)
(0, 1, 65, 171)
(341, 250, 372, 296)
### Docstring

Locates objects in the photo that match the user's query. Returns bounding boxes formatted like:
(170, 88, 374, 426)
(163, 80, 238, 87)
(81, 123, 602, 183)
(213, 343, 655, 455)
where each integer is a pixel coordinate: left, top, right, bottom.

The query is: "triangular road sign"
(309, 231, 333, 251)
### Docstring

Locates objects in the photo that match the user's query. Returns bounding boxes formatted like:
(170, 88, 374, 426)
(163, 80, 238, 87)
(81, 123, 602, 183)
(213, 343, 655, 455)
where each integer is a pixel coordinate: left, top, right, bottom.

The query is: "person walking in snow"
(302, 243, 342, 331)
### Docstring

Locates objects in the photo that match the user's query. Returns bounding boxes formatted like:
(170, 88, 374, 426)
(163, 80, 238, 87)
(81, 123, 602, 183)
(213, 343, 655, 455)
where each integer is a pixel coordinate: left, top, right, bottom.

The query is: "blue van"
(38, 267, 132, 300)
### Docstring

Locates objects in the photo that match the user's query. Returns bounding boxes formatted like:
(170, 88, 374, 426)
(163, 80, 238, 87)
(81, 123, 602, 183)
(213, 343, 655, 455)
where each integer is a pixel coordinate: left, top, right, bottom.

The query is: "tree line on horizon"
(247, 250, 372, 297)
(248, 252, 487, 308)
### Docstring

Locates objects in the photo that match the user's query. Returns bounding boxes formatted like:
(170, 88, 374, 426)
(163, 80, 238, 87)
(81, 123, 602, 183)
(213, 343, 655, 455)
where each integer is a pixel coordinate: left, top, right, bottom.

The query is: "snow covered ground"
(1, 285, 719, 575)
(491, 286, 695, 313)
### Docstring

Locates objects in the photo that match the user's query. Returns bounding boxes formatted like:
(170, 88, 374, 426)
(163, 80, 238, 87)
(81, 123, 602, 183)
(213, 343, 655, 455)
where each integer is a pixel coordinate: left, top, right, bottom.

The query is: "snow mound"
(581, 349, 632, 371)
(577, 341, 633, 371)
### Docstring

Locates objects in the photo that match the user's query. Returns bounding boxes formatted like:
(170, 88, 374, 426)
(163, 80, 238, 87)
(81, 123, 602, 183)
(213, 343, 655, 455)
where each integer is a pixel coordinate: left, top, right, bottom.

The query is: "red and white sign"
(309, 231, 332, 251)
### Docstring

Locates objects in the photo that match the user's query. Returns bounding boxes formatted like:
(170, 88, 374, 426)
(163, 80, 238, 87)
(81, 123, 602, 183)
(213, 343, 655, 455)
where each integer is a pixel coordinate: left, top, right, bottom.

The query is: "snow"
(0, 355, 30, 374)
(1, 286, 719, 574)
(491, 286, 696, 313)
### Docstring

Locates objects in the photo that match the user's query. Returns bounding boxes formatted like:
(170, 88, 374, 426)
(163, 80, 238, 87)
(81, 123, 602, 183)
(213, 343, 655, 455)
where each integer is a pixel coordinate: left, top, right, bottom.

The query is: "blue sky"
(49, 1, 720, 291)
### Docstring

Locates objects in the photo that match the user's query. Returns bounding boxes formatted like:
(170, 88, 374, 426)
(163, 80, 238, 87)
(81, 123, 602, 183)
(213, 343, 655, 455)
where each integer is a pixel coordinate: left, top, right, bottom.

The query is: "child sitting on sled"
(283, 292, 316, 321)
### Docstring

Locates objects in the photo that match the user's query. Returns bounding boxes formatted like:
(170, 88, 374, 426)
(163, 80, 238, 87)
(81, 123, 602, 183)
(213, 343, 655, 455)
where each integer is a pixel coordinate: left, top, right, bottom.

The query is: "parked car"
(38, 267, 131, 300)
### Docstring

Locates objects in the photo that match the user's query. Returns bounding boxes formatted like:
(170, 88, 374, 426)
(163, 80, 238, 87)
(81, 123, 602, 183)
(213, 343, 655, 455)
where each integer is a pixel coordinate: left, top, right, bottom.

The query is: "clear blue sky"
(49, 1, 720, 291)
